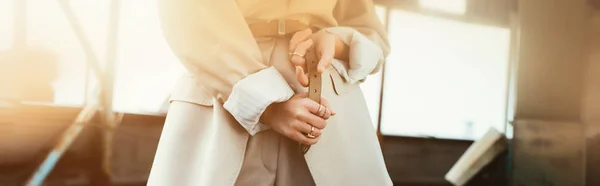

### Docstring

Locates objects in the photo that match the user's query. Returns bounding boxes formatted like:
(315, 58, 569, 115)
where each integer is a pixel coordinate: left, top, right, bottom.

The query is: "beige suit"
(148, 0, 391, 185)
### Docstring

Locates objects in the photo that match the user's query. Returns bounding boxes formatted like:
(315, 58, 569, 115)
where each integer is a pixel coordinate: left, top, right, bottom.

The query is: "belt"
(248, 20, 322, 155)
(301, 43, 321, 155)
(248, 20, 314, 38)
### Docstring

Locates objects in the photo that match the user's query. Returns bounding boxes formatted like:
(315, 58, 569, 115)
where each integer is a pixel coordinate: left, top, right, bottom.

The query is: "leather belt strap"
(248, 20, 321, 155)
(248, 20, 311, 38)
(300, 47, 321, 155)
(305, 48, 322, 108)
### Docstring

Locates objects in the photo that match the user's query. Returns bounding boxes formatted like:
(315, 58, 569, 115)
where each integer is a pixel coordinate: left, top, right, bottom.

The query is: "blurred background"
(1, 0, 599, 185)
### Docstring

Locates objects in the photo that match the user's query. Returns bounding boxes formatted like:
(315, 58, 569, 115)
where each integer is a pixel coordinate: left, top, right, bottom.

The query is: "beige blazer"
(149, 0, 392, 185)
(159, 0, 389, 107)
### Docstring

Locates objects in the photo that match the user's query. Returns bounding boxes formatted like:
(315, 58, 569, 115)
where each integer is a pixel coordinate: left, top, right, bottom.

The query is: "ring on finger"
(319, 105, 327, 117)
(316, 105, 323, 116)
(288, 52, 304, 60)
(318, 105, 326, 118)
(307, 126, 316, 138)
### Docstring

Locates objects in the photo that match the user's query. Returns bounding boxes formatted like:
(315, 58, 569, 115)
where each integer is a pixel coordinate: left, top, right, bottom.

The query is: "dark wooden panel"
(0, 104, 165, 185)
(0, 104, 102, 186)
(464, 151, 508, 186)
(382, 136, 472, 184)
(0, 104, 83, 164)
(512, 120, 585, 186)
(382, 136, 507, 185)
(109, 114, 164, 183)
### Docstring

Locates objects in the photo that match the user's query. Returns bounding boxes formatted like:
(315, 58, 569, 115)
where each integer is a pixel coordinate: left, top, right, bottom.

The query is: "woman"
(148, 0, 391, 185)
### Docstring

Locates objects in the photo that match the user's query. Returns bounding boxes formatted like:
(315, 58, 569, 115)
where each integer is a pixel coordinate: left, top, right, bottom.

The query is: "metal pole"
(376, 7, 391, 146)
(12, 0, 27, 49)
(26, 1, 121, 185)
(100, 0, 121, 177)
(504, 12, 520, 136)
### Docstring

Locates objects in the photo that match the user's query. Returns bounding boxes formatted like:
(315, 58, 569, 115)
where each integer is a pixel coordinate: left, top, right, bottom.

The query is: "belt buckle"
(277, 19, 286, 36)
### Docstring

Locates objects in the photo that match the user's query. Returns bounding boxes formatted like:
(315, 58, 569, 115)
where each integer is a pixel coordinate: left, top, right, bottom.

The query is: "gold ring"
(318, 105, 326, 118)
(307, 126, 316, 138)
(289, 51, 304, 59)
(293, 52, 305, 57)
(316, 105, 323, 116)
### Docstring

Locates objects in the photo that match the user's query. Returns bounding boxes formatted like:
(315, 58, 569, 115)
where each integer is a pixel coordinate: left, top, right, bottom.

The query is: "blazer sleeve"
(158, 0, 293, 135)
(326, 0, 391, 84)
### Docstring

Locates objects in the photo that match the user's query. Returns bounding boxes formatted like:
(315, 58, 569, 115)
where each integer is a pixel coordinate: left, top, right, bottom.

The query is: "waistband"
(248, 20, 317, 38)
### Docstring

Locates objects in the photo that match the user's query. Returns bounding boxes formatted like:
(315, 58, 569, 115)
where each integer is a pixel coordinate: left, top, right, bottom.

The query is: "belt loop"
(277, 19, 286, 36)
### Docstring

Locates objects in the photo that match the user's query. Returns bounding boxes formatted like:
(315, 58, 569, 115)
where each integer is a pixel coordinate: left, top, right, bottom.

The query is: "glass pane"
(112, 0, 184, 114)
(380, 10, 510, 140)
(23, 0, 111, 106)
(5, 0, 183, 113)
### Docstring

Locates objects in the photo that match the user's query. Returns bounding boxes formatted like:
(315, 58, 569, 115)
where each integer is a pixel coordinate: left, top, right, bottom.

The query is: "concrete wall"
(583, 13, 600, 123)
(584, 12, 600, 186)
(512, 0, 591, 185)
(514, 0, 589, 120)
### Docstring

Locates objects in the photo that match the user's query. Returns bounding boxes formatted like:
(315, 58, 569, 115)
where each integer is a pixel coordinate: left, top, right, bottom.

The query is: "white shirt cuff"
(223, 67, 294, 135)
(322, 27, 385, 84)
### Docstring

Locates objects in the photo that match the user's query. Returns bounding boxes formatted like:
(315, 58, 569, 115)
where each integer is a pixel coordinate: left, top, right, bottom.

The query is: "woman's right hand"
(260, 92, 335, 145)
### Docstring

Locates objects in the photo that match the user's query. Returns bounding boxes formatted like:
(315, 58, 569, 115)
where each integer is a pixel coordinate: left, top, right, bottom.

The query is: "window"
(111, 0, 184, 114)
(359, 5, 388, 130)
(22, 0, 101, 106)
(1, 0, 184, 114)
(379, 10, 511, 140)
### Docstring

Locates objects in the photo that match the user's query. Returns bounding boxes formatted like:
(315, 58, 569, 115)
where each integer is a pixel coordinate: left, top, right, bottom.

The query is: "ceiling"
(374, 0, 600, 28)
(374, 0, 512, 28)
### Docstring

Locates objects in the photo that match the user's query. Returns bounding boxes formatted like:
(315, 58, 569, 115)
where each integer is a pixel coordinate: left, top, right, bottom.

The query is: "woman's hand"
(260, 92, 336, 145)
(289, 28, 349, 87)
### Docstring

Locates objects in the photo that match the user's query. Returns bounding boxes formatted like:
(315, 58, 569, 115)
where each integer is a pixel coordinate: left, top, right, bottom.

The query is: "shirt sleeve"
(326, 0, 391, 84)
(158, 0, 293, 135)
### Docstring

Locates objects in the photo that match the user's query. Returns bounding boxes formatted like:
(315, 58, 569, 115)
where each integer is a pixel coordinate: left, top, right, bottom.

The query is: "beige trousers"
(235, 122, 314, 186)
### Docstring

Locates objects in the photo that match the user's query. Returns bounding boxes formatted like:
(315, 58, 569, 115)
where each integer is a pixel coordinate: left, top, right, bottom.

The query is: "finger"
(302, 97, 335, 118)
(297, 111, 326, 129)
(290, 39, 313, 67)
(294, 122, 323, 138)
(302, 98, 322, 115)
(296, 66, 309, 87)
(289, 28, 313, 53)
(319, 105, 331, 120)
(320, 97, 336, 116)
(292, 131, 319, 145)
(312, 104, 330, 120)
(317, 52, 334, 73)
(313, 98, 332, 119)
(303, 99, 331, 119)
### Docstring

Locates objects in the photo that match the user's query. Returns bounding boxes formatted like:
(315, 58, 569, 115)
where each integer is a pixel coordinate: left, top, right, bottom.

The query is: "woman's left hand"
(289, 28, 348, 87)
